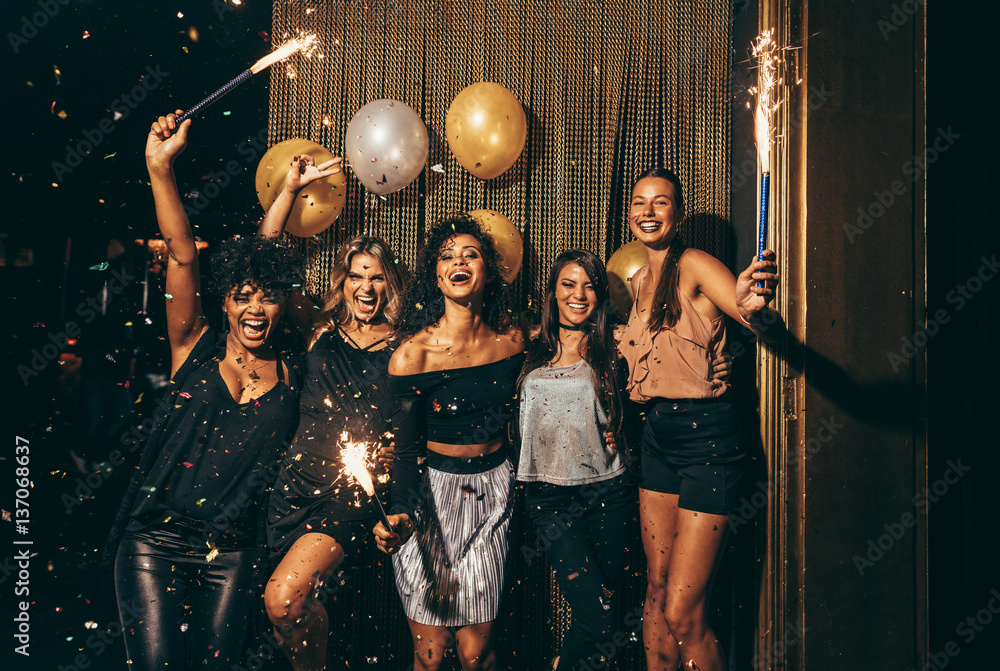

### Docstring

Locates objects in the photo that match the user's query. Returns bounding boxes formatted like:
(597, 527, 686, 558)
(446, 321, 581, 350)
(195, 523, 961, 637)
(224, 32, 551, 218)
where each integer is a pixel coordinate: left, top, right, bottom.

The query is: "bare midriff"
(427, 437, 505, 459)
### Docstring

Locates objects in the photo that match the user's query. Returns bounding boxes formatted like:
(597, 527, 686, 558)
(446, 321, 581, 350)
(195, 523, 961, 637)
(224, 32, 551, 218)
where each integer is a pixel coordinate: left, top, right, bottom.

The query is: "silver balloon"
(345, 99, 429, 195)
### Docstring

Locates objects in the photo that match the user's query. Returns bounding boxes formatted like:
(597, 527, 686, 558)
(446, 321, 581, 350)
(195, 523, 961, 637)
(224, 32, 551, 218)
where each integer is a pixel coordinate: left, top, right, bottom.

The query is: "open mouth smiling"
(637, 219, 663, 233)
(448, 269, 472, 283)
(241, 318, 267, 339)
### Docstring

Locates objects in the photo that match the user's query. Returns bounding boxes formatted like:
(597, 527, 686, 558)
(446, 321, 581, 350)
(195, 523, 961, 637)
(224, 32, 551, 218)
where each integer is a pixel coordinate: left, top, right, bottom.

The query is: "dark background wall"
(926, 1, 999, 669)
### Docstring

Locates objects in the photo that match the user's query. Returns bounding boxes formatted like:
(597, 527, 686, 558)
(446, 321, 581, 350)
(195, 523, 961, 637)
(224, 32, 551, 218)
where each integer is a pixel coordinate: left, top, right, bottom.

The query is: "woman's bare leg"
(407, 620, 453, 671)
(264, 533, 345, 671)
(662, 509, 729, 671)
(455, 621, 496, 671)
(640, 489, 681, 671)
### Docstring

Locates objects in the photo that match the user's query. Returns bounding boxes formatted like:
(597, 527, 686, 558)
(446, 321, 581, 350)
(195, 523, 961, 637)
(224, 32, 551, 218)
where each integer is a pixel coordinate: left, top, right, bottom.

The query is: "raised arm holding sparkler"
(106, 112, 303, 671)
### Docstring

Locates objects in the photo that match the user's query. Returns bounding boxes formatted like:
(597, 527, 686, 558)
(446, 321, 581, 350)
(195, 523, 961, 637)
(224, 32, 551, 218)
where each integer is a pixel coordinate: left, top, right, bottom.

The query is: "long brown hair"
(634, 167, 687, 331)
(316, 235, 405, 333)
(513, 250, 623, 449)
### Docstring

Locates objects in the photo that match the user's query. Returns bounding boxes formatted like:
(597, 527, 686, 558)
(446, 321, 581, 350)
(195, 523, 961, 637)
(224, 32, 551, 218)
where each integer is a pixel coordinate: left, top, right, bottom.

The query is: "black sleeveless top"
(267, 329, 395, 556)
(294, 328, 394, 452)
(129, 350, 301, 547)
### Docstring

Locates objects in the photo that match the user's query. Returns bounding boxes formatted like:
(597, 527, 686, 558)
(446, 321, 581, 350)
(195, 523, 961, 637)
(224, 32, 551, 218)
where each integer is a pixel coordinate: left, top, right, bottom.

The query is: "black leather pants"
(114, 527, 255, 670)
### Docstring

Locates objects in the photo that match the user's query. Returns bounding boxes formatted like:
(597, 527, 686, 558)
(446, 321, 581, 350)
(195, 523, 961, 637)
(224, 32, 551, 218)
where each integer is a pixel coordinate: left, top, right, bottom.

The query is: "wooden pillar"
(757, 1, 927, 667)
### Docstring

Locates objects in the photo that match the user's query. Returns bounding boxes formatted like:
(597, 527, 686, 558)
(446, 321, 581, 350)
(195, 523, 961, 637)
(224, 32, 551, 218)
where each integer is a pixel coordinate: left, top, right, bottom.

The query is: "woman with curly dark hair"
(254, 155, 407, 671)
(104, 111, 303, 670)
(374, 212, 524, 671)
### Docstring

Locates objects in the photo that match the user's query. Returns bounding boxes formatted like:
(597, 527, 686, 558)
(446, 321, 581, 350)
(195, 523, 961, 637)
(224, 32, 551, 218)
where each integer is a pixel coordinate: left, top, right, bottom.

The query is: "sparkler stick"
(341, 438, 393, 531)
(752, 30, 779, 288)
(176, 34, 316, 123)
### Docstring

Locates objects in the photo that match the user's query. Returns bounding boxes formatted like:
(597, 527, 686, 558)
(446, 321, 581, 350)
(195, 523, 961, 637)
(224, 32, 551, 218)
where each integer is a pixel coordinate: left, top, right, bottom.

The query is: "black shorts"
(638, 396, 747, 515)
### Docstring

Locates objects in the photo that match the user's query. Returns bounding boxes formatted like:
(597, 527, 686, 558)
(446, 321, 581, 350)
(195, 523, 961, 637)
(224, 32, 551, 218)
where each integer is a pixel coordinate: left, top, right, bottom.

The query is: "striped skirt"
(392, 450, 514, 627)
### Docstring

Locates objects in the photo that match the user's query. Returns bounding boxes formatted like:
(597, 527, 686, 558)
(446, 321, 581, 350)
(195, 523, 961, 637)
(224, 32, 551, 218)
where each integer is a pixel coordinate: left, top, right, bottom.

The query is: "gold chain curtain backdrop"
(267, 0, 731, 668)
(269, 0, 731, 305)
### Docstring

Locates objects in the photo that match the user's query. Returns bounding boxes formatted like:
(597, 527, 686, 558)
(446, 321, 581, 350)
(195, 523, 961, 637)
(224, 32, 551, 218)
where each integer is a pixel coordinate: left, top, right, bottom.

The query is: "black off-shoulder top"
(388, 353, 524, 516)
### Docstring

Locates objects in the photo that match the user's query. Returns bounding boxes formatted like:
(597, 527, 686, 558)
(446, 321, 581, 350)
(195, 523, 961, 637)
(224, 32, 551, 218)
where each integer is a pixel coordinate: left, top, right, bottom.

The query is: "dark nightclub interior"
(1, 1, 997, 670)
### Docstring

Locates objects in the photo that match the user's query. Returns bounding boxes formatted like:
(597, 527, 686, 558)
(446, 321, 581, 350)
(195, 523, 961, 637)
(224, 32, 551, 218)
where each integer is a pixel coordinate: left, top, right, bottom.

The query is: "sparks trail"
(748, 28, 793, 286)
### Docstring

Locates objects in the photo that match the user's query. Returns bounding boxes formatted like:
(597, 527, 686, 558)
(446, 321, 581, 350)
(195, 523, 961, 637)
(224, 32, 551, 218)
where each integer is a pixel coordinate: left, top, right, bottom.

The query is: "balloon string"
(177, 69, 255, 123)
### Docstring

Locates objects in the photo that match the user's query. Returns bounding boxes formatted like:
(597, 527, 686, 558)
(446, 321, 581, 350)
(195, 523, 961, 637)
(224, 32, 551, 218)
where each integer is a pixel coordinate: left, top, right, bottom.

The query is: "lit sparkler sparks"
(750, 29, 781, 287)
(176, 33, 317, 123)
(339, 432, 393, 530)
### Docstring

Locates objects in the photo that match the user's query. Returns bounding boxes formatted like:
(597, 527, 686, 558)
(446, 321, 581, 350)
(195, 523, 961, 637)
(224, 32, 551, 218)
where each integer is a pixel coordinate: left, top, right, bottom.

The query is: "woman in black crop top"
(105, 112, 303, 670)
(374, 213, 525, 671)
(256, 155, 407, 671)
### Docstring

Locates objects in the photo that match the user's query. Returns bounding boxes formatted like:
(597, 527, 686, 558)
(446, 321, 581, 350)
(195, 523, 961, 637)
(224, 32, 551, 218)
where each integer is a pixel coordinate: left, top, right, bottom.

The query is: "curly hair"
(316, 235, 406, 329)
(396, 212, 512, 340)
(208, 236, 303, 300)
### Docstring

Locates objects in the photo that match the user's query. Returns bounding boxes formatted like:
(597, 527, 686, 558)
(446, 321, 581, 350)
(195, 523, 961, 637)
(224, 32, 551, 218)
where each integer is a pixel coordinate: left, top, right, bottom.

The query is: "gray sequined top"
(516, 359, 624, 485)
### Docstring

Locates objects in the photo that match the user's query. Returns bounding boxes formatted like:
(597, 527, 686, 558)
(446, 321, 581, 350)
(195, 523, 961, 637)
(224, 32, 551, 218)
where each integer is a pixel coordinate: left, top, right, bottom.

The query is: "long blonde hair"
(316, 235, 405, 334)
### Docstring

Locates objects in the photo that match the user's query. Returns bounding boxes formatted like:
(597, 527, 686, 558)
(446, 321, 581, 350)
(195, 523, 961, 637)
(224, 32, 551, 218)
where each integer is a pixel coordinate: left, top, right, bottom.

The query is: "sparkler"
(751, 29, 780, 288)
(176, 34, 317, 123)
(339, 433, 393, 531)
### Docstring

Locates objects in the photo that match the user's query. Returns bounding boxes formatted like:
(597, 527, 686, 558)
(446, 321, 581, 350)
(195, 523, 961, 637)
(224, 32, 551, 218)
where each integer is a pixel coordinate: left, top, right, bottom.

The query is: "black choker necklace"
(559, 321, 591, 332)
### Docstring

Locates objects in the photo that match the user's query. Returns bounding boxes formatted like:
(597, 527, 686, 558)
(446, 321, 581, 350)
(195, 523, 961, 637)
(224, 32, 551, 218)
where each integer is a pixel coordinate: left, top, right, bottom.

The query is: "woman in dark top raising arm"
(106, 111, 303, 670)
(374, 213, 525, 671)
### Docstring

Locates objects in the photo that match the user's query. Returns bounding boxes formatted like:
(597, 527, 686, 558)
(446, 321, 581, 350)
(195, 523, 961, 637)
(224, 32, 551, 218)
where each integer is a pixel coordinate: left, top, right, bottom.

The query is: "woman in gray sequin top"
(514, 250, 636, 671)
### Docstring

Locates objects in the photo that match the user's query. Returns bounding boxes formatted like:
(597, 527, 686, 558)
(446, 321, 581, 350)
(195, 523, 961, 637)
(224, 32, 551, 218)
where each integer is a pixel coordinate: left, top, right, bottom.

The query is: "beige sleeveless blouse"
(618, 265, 729, 402)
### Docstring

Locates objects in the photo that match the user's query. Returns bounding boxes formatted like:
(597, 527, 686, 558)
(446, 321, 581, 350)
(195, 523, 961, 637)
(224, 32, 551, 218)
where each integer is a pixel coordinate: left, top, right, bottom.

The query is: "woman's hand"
(284, 154, 342, 193)
(373, 514, 413, 554)
(377, 441, 395, 473)
(145, 110, 190, 171)
(709, 354, 732, 384)
(735, 249, 779, 323)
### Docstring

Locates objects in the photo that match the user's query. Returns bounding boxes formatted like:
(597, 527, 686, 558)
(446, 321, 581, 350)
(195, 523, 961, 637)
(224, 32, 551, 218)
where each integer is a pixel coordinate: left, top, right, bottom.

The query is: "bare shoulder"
(388, 336, 429, 375)
(679, 248, 727, 274)
(679, 248, 733, 285)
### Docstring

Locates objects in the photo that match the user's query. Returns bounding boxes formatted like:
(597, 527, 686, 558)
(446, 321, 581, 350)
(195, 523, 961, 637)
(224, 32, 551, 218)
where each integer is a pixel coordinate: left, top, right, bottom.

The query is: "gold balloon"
(446, 82, 527, 180)
(468, 209, 523, 283)
(605, 241, 649, 318)
(255, 138, 348, 237)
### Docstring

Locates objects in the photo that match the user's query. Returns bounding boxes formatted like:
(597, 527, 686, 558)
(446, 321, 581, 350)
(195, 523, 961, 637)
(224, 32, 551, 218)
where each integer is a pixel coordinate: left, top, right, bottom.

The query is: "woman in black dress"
(106, 112, 303, 670)
(257, 155, 406, 671)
